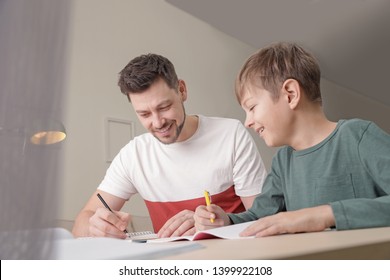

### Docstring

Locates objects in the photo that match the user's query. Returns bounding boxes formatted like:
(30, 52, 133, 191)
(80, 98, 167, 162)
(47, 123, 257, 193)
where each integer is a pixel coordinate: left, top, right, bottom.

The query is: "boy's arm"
(239, 205, 335, 237)
(331, 122, 390, 230)
(194, 204, 232, 231)
(228, 166, 286, 224)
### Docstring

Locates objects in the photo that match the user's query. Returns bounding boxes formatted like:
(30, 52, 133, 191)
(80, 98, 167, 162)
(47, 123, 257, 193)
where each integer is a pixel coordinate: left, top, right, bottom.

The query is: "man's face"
(129, 78, 187, 144)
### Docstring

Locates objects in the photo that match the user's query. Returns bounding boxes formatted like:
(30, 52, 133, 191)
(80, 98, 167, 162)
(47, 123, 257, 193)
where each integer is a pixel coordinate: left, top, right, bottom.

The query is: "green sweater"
(229, 119, 390, 230)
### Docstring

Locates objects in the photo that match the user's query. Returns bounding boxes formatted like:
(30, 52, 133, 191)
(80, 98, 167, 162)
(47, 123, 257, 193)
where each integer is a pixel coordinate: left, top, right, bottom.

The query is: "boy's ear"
(281, 79, 300, 109)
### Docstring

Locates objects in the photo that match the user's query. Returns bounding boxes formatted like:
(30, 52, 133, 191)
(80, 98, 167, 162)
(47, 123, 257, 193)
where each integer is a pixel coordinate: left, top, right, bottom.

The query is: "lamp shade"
(30, 120, 66, 145)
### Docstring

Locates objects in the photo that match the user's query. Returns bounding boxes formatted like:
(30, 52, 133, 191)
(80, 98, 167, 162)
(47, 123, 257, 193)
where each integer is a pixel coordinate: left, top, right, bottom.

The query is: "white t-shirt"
(98, 115, 267, 231)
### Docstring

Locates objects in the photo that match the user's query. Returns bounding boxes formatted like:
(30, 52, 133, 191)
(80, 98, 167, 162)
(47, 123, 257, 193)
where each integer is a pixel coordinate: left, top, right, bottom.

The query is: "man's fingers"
(158, 210, 195, 238)
(91, 208, 129, 237)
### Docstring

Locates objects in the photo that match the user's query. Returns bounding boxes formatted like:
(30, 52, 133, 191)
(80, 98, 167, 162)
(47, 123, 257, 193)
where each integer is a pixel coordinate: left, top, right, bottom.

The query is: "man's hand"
(88, 207, 131, 239)
(240, 205, 336, 237)
(194, 204, 231, 231)
(157, 210, 196, 238)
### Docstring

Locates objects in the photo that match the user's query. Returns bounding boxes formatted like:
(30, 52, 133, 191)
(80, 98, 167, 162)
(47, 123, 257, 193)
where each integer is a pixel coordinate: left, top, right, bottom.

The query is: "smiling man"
(72, 53, 267, 239)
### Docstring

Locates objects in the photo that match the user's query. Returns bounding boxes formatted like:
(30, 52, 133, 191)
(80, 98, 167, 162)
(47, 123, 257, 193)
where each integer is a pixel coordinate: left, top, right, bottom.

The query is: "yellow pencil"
(204, 190, 214, 223)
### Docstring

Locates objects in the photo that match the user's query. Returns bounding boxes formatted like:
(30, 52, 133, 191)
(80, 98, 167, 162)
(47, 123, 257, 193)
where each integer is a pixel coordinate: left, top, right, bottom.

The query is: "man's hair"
(235, 42, 322, 104)
(118, 53, 179, 101)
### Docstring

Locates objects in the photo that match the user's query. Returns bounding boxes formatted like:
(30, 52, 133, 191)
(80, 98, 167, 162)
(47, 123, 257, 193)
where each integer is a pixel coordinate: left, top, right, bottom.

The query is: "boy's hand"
(240, 205, 335, 237)
(157, 210, 196, 238)
(88, 207, 130, 239)
(194, 204, 231, 231)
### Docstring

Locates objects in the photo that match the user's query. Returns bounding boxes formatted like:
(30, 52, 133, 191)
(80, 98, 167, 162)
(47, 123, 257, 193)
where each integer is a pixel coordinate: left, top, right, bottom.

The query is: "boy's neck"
(289, 104, 337, 151)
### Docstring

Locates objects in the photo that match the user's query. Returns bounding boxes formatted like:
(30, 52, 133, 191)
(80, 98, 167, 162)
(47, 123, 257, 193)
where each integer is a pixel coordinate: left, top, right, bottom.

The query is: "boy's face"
(129, 78, 187, 144)
(241, 85, 293, 147)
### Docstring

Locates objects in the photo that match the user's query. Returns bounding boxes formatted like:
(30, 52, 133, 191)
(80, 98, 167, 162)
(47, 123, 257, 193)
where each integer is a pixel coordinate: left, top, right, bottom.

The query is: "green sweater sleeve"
(330, 122, 390, 230)
(228, 159, 286, 224)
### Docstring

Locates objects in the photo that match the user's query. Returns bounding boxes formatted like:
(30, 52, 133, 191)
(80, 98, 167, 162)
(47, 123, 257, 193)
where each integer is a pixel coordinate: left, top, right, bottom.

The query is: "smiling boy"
(194, 42, 390, 237)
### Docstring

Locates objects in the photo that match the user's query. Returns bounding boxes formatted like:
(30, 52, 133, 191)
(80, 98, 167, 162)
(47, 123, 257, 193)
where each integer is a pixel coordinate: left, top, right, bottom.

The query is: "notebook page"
(149, 221, 255, 243)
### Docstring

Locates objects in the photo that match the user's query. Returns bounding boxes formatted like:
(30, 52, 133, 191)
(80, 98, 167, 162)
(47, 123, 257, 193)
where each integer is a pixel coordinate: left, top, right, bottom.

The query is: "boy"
(194, 42, 390, 237)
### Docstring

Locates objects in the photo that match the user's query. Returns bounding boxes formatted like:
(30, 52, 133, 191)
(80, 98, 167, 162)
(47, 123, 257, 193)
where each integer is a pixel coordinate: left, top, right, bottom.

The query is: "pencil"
(204, 190, 214, 223)
(97, 193, 128, 234)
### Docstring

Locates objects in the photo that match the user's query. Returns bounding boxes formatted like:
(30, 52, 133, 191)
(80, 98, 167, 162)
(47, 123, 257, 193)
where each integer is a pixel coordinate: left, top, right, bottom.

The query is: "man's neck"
(176, 115, 199, 142)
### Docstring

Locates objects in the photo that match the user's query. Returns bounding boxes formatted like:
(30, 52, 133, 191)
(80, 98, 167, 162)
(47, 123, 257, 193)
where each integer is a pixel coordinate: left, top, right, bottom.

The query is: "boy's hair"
(118, 53, 179, 101)
(235, 42, 322, 104)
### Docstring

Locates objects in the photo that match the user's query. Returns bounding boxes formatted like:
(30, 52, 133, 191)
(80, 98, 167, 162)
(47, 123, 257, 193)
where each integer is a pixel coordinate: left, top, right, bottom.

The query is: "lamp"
(29, 120, 67, 145)
(0, 119, 66, 145)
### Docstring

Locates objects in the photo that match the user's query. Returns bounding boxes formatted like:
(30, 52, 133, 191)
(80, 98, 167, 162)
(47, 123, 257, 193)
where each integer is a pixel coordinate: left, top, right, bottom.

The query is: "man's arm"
(240, 194, 257, 209)
(72, 190, 129, 238)
(232, 121, 267, 202)
(157, 209, 196, 238)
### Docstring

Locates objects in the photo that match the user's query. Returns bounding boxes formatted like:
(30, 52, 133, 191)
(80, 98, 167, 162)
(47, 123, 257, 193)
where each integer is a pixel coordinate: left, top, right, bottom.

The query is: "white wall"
(59, 0, 390, 222)
(322, 79, 390, 133)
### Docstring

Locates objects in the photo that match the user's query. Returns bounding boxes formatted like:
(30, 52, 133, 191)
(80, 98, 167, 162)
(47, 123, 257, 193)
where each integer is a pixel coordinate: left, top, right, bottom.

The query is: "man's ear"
(178, 79, 188, 101)
(281, 79, 300, 109)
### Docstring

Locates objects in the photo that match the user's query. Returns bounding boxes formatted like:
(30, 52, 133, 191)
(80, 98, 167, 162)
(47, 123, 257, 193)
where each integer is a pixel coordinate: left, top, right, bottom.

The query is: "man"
(72, 53, 267, 238)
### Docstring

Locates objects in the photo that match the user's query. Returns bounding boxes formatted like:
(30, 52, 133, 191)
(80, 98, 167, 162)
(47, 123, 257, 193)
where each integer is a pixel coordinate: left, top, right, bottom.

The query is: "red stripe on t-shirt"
(144, 185, 246, 232)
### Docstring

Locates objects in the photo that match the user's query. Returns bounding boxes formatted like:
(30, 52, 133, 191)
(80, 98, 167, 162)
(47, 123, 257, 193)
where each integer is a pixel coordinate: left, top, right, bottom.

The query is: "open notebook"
(127, 231, 158, 241)
(47, 228, 202, 259)
(149, 221, 256, 243)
